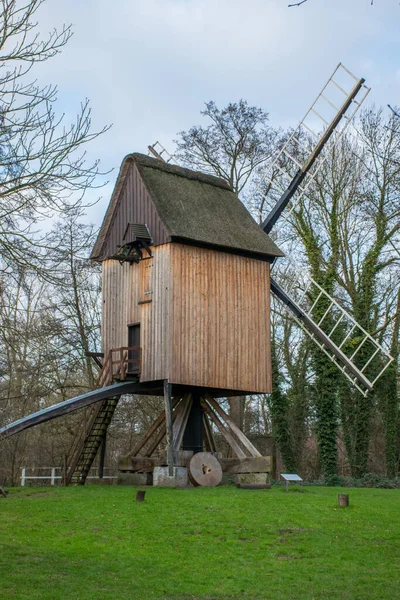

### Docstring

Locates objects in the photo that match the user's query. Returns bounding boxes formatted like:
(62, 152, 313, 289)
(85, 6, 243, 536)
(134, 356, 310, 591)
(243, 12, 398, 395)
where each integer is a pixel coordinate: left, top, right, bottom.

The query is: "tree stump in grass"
(136, 490, 146, 502)
(338, 493, 349, 507)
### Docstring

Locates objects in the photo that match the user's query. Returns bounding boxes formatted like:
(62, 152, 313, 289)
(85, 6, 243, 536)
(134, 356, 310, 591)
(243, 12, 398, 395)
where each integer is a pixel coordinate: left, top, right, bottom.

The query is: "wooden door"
(128, 324, 141, 374)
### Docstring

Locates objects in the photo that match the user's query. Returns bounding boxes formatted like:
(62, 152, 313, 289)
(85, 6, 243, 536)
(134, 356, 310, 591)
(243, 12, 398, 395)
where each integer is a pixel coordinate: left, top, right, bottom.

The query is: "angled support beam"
(201, 399, 246, 459)
(205, 396, 262, 458)
(173, 394, 193, 452)
(203, 413, 217, 453)
(0, 382, 140, 441)
(127, 397, 181, 458)
(144, 403, 182, 458)
(85, 352, 104, 370)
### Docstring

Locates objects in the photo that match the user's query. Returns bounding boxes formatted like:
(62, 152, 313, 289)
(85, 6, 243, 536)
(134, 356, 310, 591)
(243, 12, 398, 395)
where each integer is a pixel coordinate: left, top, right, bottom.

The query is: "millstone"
(189, 452, 222, 487)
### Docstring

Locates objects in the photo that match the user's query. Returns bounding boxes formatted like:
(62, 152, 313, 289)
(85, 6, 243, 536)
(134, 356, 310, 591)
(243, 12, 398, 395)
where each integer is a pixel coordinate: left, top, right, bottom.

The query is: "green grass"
(0, 485, 399, 599)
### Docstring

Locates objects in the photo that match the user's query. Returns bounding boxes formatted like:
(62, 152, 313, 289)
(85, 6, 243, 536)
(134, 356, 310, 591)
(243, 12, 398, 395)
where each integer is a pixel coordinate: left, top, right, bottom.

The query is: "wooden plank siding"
(169, 244, 272, 393)
(100, 162, 168, 261)
(102, 244, 171, 382)
(102, 243, 271, 393)
(101, 260, 140, 353)
(140, 245, 171, 382)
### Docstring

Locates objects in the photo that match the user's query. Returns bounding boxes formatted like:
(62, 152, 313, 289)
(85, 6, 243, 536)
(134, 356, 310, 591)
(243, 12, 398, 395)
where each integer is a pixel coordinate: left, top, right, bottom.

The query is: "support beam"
(205, 396, 262, 458)
(203, 413, 217, 453)
(164, 380, 174, 476)
(201, 399, 246, 459)
(127, 397, 180, 458)
(173, 394, 193, 452)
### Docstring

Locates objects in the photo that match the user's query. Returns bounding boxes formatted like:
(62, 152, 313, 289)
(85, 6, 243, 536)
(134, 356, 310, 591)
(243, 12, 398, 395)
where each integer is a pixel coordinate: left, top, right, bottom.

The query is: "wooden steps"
(66, 397, 119, 485)
(65, 345, 141, 486)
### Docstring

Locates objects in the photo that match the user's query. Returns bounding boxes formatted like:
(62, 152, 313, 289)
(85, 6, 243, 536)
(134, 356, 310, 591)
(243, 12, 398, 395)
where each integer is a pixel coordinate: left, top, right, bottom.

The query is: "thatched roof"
(91, 153, 283, 260)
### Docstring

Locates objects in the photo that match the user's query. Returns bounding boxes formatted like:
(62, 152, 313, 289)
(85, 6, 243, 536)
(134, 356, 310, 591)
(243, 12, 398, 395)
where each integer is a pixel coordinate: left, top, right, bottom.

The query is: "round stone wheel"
(189, 452, 222, 487)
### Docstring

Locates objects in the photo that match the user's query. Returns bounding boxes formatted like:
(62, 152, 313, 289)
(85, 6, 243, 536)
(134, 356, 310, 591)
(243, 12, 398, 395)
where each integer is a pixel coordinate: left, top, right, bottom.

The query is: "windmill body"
(93, 153, 283, 395)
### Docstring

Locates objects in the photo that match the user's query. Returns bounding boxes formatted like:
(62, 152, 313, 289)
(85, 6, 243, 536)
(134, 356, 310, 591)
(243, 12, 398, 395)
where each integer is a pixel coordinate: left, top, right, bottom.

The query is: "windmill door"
(128, 324, 141, 375)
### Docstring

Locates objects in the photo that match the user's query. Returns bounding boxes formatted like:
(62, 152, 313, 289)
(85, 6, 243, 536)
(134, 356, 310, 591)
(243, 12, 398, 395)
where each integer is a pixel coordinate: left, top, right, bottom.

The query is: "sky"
(35, 0, 400, 225)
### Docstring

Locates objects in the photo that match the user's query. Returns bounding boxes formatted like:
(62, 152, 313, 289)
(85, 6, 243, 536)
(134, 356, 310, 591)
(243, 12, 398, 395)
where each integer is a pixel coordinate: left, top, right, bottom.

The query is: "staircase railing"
(65, 346, 141, 485)
(98, 346, 141, 387)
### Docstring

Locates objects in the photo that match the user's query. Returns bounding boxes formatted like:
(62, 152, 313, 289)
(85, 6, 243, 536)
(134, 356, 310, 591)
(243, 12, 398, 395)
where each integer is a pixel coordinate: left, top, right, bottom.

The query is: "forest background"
(0, 0, 399, 485)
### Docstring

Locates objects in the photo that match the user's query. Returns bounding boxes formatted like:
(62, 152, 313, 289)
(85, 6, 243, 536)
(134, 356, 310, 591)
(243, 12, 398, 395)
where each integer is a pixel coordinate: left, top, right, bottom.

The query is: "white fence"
(21, 467, 117, 486)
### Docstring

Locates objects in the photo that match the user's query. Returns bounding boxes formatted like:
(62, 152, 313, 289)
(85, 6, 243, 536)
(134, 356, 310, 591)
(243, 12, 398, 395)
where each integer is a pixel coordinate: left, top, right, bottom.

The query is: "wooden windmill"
(84, 152, 284, 485)
(0, 63, 393, 487)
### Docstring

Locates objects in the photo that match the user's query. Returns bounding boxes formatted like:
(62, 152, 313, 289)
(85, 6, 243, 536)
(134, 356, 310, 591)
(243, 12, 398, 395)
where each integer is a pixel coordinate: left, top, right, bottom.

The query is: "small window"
(140, 257, 153, 303)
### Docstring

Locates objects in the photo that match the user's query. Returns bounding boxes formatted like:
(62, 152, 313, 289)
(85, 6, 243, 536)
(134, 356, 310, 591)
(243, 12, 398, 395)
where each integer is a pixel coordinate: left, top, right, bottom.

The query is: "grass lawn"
(0, 485, 399, 600)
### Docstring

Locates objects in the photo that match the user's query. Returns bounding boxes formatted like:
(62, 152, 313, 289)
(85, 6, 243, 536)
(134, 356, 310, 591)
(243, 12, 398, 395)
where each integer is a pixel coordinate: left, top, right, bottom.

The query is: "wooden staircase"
(65, 397, 119, 485)
(65, 346, 141, 485)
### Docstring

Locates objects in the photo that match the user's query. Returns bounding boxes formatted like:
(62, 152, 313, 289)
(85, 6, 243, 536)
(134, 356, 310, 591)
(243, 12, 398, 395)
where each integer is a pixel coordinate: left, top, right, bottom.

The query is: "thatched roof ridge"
(91, 153, 284, 260)
(131, 153, 232, 189)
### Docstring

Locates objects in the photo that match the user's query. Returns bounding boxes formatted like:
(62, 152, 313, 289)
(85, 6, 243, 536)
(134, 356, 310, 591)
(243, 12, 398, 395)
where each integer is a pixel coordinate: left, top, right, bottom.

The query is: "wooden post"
(338, 493, 349, 507)
(164, 380, 174, 477)
(99, 435, 106, 479)
(182, 393, 203, 454)
(63, 455, 67, 487)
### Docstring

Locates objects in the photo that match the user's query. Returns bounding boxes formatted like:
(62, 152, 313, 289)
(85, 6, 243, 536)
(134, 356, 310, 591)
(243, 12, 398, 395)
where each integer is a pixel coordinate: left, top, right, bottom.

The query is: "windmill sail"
(260, 63, 370, 233)
(261, 63, 394, 395)
(271, 266, 393, 396)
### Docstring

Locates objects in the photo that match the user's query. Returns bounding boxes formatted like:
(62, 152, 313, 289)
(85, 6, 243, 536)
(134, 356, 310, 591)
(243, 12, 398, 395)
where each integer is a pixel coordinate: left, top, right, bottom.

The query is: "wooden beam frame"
(203, 413, 217, 452)
(127, 397, 180, 458)
(205, 396, 262, 458)
(173, 394, 193, 452)
(200, 398, 246, 459)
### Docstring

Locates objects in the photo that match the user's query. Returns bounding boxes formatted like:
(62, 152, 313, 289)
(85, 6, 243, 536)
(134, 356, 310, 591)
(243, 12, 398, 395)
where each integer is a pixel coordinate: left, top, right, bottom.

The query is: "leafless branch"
(288, 0, 308, 6)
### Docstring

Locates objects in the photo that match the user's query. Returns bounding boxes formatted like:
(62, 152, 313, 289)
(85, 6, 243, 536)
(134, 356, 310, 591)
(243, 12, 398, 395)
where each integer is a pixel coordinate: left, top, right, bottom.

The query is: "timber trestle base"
(118, 386, 273, 487)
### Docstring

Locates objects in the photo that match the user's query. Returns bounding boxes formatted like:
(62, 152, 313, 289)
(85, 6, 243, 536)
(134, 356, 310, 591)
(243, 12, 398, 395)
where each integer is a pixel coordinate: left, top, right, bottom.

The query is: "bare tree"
(47, 210, 102, 390)
(175, 100, 279, 195)
(0, 0, 109, 275)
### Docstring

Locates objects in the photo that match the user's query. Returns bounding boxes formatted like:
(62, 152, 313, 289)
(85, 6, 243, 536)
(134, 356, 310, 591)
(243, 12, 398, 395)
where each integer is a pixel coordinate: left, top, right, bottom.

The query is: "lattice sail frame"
(257, 63, 371, 230)
(271, 259, 394, 396)
(148, 141, 174, 163)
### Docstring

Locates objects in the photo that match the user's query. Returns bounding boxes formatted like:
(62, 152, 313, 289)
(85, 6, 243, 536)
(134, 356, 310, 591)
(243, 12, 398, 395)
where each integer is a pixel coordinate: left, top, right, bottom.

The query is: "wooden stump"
(338, 493, 349, 507)
(136, 490, 146, 502)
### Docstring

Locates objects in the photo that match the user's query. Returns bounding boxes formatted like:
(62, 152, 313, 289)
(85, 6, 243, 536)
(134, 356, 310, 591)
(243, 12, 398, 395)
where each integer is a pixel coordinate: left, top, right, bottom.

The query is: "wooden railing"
(98, 346, 141, 388)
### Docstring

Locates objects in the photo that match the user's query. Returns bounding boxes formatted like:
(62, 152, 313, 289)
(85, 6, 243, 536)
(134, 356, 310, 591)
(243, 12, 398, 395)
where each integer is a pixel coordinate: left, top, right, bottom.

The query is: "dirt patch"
(278, 527, 306, 535)
(25, 491, 55, 498)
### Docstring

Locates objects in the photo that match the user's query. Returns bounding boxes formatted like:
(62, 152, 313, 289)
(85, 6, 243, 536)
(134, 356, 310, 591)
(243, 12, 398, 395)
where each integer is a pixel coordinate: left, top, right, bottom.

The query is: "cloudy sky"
(36, 0, 400, 224)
